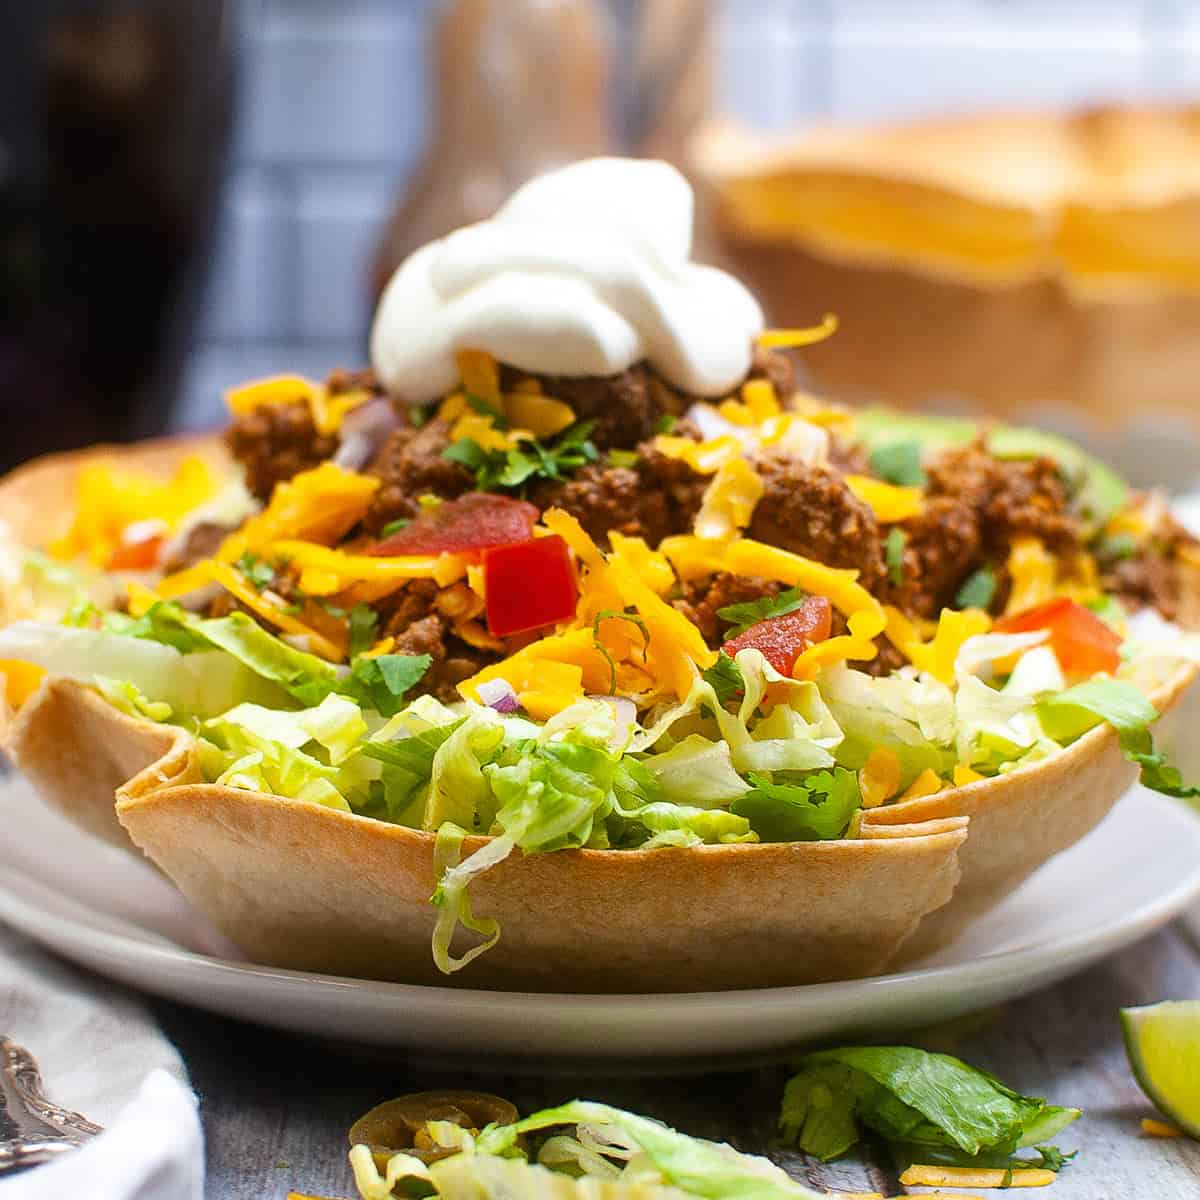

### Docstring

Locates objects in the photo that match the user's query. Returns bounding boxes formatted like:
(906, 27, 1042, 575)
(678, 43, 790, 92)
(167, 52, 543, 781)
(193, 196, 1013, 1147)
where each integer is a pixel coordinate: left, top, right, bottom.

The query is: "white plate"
(1, 780, 1198, 1066)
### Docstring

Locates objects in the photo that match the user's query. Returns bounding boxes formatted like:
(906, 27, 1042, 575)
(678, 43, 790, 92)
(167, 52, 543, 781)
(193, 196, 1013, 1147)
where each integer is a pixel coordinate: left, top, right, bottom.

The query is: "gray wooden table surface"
(153, 920, 1200, 1200)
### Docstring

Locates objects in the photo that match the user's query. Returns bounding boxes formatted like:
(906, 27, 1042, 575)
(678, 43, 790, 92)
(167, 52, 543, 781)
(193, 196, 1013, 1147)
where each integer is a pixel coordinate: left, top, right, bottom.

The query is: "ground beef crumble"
(362, 419, 474, 534)
(1102, 513, 1200, 626)
(748, 452, 887, 589)
(672, 574, 783, 646)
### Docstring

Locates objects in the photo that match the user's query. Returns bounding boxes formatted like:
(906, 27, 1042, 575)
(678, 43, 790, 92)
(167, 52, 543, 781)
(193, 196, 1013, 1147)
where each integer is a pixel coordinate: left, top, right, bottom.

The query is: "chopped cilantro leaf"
(442, 438, 491, 472)
(464, 391, 509, 428)
(885, 527, 907, 588)
(870, 440, 927, 487)
(956, 566, 996, 610)
(380, 517, 410, 537)
(344, 653, 431, 718)
(441, 421, 599, 495)
(347, 604, 379, 657)
(702, 652, 745, 705)
(236, 551, 276, 591)
(654, 413, 678, 435)
(608, 448, 639, 468)
(717, 586, 807, 638)
(408, 404, 430, 428)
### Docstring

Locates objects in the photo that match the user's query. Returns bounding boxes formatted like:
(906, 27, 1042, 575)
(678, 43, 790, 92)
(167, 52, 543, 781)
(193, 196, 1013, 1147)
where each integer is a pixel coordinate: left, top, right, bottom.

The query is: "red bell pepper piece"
(722, 596, 833, 676)
(369, 493, 539, 561)
(483, 534, 578, 636)
(995, 597, 1121, 675)
(106, 533, 165, 571)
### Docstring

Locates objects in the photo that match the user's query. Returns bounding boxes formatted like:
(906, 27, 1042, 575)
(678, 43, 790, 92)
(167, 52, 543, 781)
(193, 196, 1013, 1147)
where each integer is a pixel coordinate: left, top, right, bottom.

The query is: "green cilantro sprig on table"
(716, 586, 808, 638)
(442, 420, 599, 494)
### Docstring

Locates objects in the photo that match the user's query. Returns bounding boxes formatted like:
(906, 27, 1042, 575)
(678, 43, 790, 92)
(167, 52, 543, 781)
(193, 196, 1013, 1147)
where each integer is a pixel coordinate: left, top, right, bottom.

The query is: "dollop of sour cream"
(370, 158, 764, 402)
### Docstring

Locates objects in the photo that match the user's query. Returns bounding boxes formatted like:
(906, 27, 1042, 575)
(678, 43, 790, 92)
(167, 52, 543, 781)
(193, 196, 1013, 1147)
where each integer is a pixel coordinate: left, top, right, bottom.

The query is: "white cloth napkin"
(0, 777, 208, 1199)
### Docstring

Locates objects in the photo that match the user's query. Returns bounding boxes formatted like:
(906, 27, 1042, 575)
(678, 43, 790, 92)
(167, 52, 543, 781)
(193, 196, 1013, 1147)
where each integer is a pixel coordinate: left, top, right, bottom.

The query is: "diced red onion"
(476, 677, 520, 714)
(334, 398, 399, 470)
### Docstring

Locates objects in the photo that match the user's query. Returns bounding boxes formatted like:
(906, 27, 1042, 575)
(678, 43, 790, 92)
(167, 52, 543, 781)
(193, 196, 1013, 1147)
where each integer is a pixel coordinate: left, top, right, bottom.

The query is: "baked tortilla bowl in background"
(691, 106, 1200, 476)
(3, 440, 1196, 994)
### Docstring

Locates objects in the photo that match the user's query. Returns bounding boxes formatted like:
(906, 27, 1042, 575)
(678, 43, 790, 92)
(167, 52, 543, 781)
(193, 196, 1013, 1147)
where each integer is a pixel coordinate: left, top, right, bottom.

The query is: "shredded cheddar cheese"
(884, 605, 992, 684)
(1142, 1117, 1182, 1137)
(237, 463, 379, 551)
(953, 763, 985, 786)
(899, 767, 944, 801)
(792, 610, 881, 679)
(264, 541, 467, 597)
(207, 562, 345, 661)
(653, 434, 744, 475)
(740, 378, 781, 422)
(756, 314, 838, 349)
(1005, 537, 1058, 614)
(224, 375, 368, 436)
(607, 533, 675, 596)
(860, 748, 902, 807)
(844, 474, 924, 522)
(49, 455, 218, 567)
(505, 391, 576, 438)
(899, 1164, 1055, 1188)
(1, 660, 46, 709)
(455, 349, 502, 407)
(694, 458, 764, 541)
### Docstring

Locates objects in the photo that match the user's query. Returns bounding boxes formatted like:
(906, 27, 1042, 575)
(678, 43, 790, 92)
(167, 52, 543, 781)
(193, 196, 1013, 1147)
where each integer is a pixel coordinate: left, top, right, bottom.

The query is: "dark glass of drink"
(0, 1, 234, 472)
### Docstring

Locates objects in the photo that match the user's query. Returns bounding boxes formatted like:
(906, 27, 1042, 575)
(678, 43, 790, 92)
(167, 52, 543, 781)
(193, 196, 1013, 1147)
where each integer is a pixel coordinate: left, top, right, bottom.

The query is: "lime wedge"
(1121, 1001, 1200, 1136)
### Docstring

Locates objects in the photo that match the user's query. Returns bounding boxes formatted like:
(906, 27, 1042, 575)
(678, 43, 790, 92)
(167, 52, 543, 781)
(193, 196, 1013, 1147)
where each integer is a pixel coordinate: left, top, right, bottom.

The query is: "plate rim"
(2, 790, 1199, 1018)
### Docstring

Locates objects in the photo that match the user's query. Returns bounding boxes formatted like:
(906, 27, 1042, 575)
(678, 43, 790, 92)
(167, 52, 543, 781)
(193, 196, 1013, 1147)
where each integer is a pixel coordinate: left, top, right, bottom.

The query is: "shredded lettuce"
(0, 621, 287, 717)
(731, 769, 860, 842)
(779, 1046, 1079, 1163)
(640, 735, 748, 807)
(473, 1100, 825, 1199)
(819, 664, 954, 785)
(1037, 678, 1199, 798)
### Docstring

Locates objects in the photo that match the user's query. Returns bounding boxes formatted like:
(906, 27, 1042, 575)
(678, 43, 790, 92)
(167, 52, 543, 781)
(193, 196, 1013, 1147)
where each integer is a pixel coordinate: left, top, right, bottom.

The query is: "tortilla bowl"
(0, 433, 232, 551)
(0, 438, 1196, 991)
(4, 677, 969, 992)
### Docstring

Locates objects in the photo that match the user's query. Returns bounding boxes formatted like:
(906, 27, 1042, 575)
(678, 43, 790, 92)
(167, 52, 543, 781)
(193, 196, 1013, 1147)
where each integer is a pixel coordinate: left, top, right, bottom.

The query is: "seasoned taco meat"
(748, 452, 887, 589)
(499, 350, 794, 453)
(532, 440, 708, 546)
(926, 442, 1079, 556)
(747, 345, 795, 402)
(377, 580, 498, 702)
(227, 399, 339, 504)
(225, 369, 385, 503)
(363, 419, 474, 534)
(1102, 513, 1200, 625)
(886, 496, 983, 619)
(672, 574, 783, 645)
(501, 362, 689, 451)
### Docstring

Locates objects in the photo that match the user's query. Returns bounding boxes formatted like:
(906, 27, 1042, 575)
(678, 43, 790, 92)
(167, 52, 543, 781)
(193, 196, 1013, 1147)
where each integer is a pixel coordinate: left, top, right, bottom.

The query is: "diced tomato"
(995, 597, 1121, 675)
(106, 533, 165, 571)
(721, 596, 833, 676)
(483, 535, 578, 636)
(369, 494, 539, 561)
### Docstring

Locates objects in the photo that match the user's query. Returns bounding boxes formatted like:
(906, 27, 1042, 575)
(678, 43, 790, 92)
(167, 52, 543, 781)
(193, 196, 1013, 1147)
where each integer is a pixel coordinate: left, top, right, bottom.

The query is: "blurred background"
(3, 0, 1200, 479)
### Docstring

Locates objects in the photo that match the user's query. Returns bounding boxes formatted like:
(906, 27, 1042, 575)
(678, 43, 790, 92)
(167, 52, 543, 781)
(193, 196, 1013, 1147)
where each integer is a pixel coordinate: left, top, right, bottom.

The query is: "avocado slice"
(854, 408, 1128, 532)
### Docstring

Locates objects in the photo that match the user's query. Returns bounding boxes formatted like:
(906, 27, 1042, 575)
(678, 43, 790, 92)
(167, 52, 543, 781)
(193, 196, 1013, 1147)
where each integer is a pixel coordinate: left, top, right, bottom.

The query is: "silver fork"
(0, 1036, 102, 1173)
